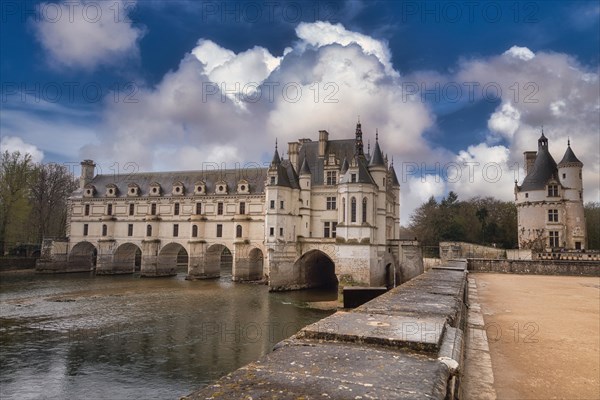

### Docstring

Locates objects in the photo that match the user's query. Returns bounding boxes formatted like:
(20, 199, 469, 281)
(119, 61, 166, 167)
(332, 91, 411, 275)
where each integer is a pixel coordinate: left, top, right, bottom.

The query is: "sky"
(1, 0, 599, 225)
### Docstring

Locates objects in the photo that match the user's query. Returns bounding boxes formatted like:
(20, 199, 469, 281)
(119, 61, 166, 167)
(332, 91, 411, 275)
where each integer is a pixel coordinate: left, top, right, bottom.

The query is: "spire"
(538, 127, 548, 151)
(369, 129, 385, 167)
(367, 140, 371, 156)
(271, 139, 281, 165)
(558, 139, 583, 167)
(355, 118, 364, 156)
(389, 157, 400, 187)
(299, 157, 311, 175)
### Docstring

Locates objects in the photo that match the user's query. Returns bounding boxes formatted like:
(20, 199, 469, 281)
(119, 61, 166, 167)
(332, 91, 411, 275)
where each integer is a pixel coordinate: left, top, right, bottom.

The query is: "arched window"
(342, 198, 346, 222)
(102, 224, 107, 236)
(146, 225, 152, 237)
(351, 197, 357, 223)
(236, 225, 243, 238)
(362, 197, 368, 223)
(192, 225, 198, 238)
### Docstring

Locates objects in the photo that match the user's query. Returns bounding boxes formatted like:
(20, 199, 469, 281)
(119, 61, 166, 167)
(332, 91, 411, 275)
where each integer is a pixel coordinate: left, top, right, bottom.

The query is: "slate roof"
(297, 139, 358, 186)
(72, 168, 268, 198)
(389, 164, 400, 187)
(518, 134, 558, 191)
(340, 155, 377, 185)
(558, 143, 583, 166)
(369, 140, 385, 167)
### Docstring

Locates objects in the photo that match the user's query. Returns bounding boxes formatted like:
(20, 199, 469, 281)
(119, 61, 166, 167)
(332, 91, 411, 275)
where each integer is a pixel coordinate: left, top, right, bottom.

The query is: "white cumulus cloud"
(32, 0, 144, 70)
(0, 136, 45, 163)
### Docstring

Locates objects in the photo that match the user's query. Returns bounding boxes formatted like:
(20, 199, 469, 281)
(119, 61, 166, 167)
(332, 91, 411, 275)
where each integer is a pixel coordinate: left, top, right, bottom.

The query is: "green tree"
(0, 151, 34, 254)
(584, 202, 600, 250)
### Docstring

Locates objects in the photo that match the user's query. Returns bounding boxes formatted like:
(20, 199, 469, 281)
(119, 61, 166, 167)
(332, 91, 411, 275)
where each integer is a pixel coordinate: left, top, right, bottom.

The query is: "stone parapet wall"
(440, 241, 532, 261)
(185, 261, 469, 399)
(468, 258, 599, 276)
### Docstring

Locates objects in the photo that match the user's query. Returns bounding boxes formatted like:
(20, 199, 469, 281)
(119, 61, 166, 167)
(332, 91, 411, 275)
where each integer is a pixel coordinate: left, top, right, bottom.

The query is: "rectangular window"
(332, 222, 337, 238)
(324, 222, 330, 238)
(547, 184, 559, 197)
(562, 173, 566, 179)
(129, 203, 134, 216)
(217, 202, 223, 215)
(279, 227, 284, 236)
(239, 202, 246, 215)
(83, 224, 88, 236)
(351, 173, 357, 183)
(174, 203, 180, 215)
(192, 225, 198, 238)
(107, 204, 113, 216)
(549, 231, 559, 248)
(173, 224, 179, 237)
(128, 224, 133, 237)
(280, 200, 284, 209)
(269, 227, 274, 236)
(151, 203, 157, 215)
(326, 171, 337, 185)
(326, 196, 336, 210)
(196, 202, 202, 215)
(270, 176, 276, 185)
(102, 224, 107, 236)
(146, 225, 152, 236)
(84, 204, 90, 216)
(216, 224, 222, 237)
(270, 200, 275, 209)
(548, 209, 558, 222)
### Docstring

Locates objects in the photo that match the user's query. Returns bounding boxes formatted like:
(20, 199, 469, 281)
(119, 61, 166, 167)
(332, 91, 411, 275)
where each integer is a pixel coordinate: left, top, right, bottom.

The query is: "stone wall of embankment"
(468, 258, 599, 276)
(185, 261, 469, 399)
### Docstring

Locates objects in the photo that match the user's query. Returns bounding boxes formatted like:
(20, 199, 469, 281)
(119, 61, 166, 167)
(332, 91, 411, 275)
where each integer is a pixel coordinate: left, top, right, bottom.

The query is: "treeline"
(408, 192, 518, 250)
(0, 151, 77, 255)
(585, 202, 600, 250)
(408, 192, 600, 251)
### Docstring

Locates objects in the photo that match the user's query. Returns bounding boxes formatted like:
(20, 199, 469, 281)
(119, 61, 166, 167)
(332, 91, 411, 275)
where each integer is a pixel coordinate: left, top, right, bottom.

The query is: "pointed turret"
(271, 139, 281, 166)
(369, 130, 385, 167)
(519, 131, 558, 191)
(389, 159, 400, 187)
(355, 119, 364, 156)
(558, 140, 583, 167)
(299, 157, 311, 175)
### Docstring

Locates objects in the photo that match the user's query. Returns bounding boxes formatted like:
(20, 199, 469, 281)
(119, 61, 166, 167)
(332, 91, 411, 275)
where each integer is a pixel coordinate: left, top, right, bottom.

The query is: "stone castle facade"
(51, 122, 414, 290)
(515, 132, 587, 251)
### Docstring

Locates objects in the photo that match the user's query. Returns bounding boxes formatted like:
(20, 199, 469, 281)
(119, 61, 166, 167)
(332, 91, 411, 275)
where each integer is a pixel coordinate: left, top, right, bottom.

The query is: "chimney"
(80, 160, 96, 189)
(318, 130, 328, 157)
(288, 141, 299, 168)
(523, 151, 536, 175)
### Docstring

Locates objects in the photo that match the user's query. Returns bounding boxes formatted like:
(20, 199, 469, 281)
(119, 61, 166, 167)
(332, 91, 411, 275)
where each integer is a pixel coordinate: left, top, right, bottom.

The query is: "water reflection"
(0, 272, 335, 399)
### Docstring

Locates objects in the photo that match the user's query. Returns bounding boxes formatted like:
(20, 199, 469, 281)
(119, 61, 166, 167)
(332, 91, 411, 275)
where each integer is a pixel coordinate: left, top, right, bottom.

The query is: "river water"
(0, 271, 336, 399)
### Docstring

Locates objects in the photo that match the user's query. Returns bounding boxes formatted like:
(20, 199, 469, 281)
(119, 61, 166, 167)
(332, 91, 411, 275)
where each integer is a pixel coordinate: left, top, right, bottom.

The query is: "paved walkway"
(474, 273, 600, 399)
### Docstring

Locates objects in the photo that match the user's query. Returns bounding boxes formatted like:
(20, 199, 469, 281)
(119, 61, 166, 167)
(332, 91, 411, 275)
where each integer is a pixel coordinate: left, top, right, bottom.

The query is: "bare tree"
(29, 162, 78, 242)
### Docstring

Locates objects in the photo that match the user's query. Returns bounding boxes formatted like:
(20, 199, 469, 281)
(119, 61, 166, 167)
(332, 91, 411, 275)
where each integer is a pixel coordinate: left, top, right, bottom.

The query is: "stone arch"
(158, 242, 189, 275)
(385, 263, 394, 289)
(206, 244, 233, 277)
(234, 246, 264, 281)
(113, 243, 142, 274)
(69, 241, 97, 269)
(294, 250, 338, 289)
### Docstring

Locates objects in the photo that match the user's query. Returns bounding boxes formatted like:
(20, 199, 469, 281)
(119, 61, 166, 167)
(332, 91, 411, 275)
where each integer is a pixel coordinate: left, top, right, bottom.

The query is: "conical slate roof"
(369, 139, 385, 167)
(299, 157, 311, 175)
(519, 133, 558, 191)
(558, 142, 583, 166)
(340, 158, 349, 174)
(389, 163, 400, 187)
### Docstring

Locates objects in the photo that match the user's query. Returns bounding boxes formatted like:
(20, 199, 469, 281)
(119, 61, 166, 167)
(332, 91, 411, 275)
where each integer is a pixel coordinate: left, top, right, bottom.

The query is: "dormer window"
(172, 181, 185, 196)
(237, 180, 249, 194)
(127, 183, 140, 197)
(215, 181, 228, 195)
(326, 171, 337, 185)
(105, 184, 118, 197)
(270, 176, 276, 185)
(194, 181, 206, 195)
(149, 182, 161, 196)
(83, 184, 96, 198)
(547, 184, 559, 197)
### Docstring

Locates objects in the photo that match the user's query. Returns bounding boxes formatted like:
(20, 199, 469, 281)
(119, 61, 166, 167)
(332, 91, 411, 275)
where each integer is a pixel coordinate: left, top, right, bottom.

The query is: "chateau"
(515, 132, 587, 251)
(51, 122, 409, 290)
